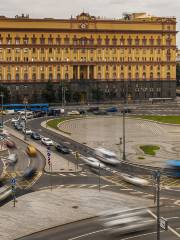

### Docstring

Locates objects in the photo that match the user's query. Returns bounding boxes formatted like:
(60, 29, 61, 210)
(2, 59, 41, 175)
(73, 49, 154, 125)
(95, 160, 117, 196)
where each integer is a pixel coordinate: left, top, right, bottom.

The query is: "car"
(106, 107, 118, 113)
(67, 110, 80, 115)
(22, 166, 37, 179)
(31, 132, 41, 140)
(100, 208, 155, 236)
(6, 139, 16, 148)
(26, 145, 37, 157)
(83, 157, 106, 169)
(15, 124, 23, 131)
(22, 128, 32, 135)
(87, 107, 99, 113)
(79, 109, 86, 114)
(93, 110, 107, 115)
(55, 144, 70, 154)
(120, 174, 149, 187)
(95, 147, 120, 165)
(11, 117, 19, 123)
(7, 153, 18, 164)
(41, 137, 54, 146)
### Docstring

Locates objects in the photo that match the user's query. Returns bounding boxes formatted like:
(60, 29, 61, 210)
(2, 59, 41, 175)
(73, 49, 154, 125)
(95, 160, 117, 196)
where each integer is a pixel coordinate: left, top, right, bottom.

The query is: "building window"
(128, 72, 131, 80)
(56, 37, 61, 45)
(149, 37, 154, 45)
(31, 37, 36, 45)
(135, 72, 139, 80)
(112, 37, 117, 45)
(120, 73, 124, 80)
(41, 73, 45, 80)
(97, 36, 102, 45)
(15, 38, 20, 45)
(105, 36, 110, 45)
(15, 73, 19, 81)
(7, 73, 11, 81)
(48, 37, 53, 45)
(157, 37, 161, 45)
(167, 72, 170, 80)
(142, 37, 147, 46)
(135, 37, 139, 46)
(49, 48, 52, 54)
(32, 73, 36, 81)
(128, 65, 131, 71)
(97, 73, 101, 80)
(24, 73, 28, 81)
(65, 73, 69, 80)
(142, 72, 146, 80)
(113, 72, 116, 80)
(106, 72, 109, 79)
(157, 72, 160, 79)
(57, 73, 60, 80)
(150, 72, 153, 80)
(64, 36, 69, 45)
(40, 37, 45, 45)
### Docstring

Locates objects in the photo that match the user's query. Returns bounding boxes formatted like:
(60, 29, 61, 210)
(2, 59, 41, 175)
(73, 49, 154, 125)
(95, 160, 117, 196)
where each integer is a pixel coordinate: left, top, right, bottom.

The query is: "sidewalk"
(5, 126, 79, 173)
(0, 188, 153, 240)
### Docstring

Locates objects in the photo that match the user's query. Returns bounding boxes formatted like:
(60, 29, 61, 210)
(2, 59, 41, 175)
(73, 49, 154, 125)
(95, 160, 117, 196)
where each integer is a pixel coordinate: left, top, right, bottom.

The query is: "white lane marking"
(166, 217, 179, 220)
(59, 173, 66, 177)
(120, 188, 133, 191)
(121, 231, 163, 240)
(88, 185, 98, 188)
(148, 210, 180, 238)
(69, 173, 76, 177)
(100, 185, 109, 189)
(78, 184, 87, 188)
(79, 173, 87, 176)
(66, 185, 76, 188)
(67, 228, 112, 240)
(59, 185, 65, 188)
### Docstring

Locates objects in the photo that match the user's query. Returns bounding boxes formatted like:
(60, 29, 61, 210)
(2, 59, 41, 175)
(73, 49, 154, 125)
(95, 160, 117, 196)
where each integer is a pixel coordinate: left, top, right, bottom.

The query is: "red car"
(6, 140, 16, 148)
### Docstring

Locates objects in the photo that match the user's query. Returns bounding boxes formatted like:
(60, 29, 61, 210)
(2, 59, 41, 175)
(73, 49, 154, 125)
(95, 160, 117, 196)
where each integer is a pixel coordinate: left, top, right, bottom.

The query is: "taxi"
(26, 145, 37, 157)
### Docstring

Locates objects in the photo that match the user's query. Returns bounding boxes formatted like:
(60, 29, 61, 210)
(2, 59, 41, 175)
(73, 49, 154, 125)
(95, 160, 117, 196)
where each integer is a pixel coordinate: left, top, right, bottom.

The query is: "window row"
(0, 34, 173, 46)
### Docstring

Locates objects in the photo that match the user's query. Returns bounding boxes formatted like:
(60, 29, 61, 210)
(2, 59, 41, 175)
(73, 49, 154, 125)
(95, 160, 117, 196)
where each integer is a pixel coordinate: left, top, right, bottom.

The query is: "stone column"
(77, 65, 80, 80)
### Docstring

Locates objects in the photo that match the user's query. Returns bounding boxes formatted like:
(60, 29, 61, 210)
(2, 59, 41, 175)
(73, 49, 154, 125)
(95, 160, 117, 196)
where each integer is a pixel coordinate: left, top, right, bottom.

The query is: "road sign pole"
(47, 146, 52, 191)
(11, 178, 16, 207)
(99, 163, 101, 192)
(156, 170, 161, 240)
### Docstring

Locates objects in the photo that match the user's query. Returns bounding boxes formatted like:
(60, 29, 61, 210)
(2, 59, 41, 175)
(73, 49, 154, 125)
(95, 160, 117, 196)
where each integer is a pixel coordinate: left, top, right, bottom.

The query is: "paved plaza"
(58, 116, 180, 167)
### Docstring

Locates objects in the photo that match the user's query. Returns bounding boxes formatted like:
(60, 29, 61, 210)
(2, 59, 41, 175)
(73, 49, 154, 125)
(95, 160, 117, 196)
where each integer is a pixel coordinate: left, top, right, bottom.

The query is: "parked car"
(15, 124, 23, 131)
(11, 117, 19, 123)
(67, 110, 80, 115)
(22, 128, 32, 135)
(93, 110, 107, 115)
(87, 107, 99, 113)
(55, 144, 70, 154)
(26, 145, 37, 157)
(41, 137, 54, 146)
(31, 132, 41, 140)
(79, 109, 86, 114)
(106, 107, 118, 113)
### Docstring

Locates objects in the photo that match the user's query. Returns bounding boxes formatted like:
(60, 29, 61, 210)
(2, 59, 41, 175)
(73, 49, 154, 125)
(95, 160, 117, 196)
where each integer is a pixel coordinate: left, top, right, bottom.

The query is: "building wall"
(0, 12, 177, 102)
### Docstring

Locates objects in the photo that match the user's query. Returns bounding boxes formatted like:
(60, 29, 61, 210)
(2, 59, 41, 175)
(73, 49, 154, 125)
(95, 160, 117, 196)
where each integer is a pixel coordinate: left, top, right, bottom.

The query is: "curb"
(129, 116, 180, 126)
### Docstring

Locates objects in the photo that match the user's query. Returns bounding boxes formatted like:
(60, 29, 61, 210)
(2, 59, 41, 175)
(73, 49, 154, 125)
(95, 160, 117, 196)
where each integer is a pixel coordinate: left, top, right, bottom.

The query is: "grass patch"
(140, 145, 160, 156)
(135, 115, 180, 124)
(47, 116, 83, 133)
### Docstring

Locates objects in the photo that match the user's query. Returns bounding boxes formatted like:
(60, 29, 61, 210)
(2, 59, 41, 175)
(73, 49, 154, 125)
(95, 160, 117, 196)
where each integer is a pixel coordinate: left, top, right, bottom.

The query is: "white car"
(7, 153, 18, 164)
(67, 110, 80, 115)
(11, 118, 19, 123)
(83, 157, 106, 169)
(95, 147, 120, 165)
(41, 137, 54, 146)
(120, 174, 149, 187)
(22, 128, 32, 135)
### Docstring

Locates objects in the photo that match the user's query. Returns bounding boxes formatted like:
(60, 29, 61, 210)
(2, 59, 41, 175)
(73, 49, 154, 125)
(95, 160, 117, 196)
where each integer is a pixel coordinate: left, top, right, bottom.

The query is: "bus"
(1, 103, 49, 112)
(166, 160, 180, 178)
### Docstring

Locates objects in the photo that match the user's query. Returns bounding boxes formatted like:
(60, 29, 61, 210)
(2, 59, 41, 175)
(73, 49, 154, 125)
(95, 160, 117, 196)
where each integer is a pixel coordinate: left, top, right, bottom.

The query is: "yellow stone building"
(0, 12, 177, 102)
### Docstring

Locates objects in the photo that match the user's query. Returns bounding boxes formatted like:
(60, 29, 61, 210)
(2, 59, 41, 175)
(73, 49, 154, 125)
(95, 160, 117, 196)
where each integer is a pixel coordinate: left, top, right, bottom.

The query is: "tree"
(42, 81, 56, 102)
(0, 85, 10, 103)
(177, 63, 180, 85)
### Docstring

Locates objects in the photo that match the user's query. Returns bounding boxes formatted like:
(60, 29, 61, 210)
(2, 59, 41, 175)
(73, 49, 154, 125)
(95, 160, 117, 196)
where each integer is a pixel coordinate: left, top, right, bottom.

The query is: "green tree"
(0, 85, 10, 103)
(42, 81, 56, 102)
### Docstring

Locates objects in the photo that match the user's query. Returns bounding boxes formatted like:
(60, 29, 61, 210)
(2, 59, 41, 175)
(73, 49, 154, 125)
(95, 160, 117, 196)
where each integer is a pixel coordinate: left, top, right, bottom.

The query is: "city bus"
(1, 103, 49, 112)
(166, 160, 180, 178)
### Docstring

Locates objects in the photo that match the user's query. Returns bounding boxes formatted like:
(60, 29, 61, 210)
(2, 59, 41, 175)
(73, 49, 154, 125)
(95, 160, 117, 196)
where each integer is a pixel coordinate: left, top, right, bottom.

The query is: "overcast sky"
(0, 0, 179, 47)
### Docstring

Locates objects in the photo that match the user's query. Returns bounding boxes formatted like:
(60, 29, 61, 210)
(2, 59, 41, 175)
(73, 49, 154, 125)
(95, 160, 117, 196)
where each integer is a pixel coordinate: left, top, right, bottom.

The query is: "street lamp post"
(0, 92, 4, 128)
(122, 108, 126, 160)
(23, 98, 28, 141)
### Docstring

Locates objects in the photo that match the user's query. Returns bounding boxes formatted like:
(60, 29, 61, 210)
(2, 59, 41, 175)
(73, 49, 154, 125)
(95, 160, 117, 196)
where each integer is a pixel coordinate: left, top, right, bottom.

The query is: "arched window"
(49, 73, 53, 80)
(142, 72, 146, 80)
(32, 73, 36, 81)
(128, 72, 131, 80)
(97, 73, 101, 80)
(15, 73, 19, 81)
(167, 72, 170, 80)
(7, 73, 11, 81)
(135, 72, 139, 80)
(41, 73, 44, 80)
(24, 73, 28, 81)
(120, 73, 124, 80)
(113, 72, 116, 80)
(105, 72, 109, 80)
(150, 72, 153, 80)
(57, 73, 60, 81)
(65, 73, 68, 80)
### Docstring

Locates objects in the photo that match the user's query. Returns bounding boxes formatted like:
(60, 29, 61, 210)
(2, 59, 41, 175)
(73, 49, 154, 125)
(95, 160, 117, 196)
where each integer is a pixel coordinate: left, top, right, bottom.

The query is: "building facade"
(0, 12, 177, 103)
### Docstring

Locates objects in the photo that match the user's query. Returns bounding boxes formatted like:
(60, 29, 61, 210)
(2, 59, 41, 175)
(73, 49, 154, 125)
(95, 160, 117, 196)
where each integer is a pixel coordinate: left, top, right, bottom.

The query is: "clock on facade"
(80, 23, 87, 29)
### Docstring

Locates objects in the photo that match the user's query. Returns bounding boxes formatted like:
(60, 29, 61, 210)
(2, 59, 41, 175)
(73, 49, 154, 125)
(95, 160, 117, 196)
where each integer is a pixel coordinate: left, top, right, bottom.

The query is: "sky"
(0, 0, 179, 47)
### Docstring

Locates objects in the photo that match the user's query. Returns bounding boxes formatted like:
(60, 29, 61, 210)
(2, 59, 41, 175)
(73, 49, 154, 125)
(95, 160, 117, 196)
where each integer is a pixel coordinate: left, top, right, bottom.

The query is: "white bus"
(95, 147, 120, 165)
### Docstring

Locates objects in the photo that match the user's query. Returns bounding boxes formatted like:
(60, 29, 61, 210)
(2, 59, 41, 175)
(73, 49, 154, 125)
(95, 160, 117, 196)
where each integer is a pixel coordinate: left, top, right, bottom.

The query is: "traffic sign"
(160, 217, 168, 231)
(11, 178, 16, 185)
(47, 152, 51, 157)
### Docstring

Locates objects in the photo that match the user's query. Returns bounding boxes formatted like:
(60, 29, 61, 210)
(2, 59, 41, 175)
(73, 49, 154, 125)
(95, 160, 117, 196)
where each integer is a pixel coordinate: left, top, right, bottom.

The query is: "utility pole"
(0, 92, 4, 128)
(23, 98, 28, 141)
(98, 163, 101, 192)
(122, 108, 126, 160)
(156, 170, 161, 240)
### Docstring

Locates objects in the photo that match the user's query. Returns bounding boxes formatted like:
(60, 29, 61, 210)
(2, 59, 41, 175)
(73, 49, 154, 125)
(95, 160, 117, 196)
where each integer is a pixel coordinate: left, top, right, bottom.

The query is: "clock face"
(80, 23, 87, 29)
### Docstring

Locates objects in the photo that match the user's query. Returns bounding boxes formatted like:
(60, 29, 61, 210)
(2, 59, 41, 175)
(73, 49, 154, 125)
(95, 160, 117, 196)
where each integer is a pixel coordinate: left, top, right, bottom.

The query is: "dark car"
(31, 132, 41, 140)
(93, 110, 107, 115)
(15, 124, 23, 131)
(87, 107, 99, 113)
(56, 144, 70, 154)
(22, 166, 36, 179)
(79, 109, 86, 114)
(106, 107, 118, 113)
(122, 108, 131, 113)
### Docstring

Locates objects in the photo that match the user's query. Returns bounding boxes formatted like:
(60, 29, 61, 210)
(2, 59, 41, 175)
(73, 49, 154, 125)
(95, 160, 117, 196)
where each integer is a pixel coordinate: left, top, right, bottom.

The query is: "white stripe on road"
(59, 173, 66, 177)
(69, 173, 76, 176)
(100, 185, 109, 189)
(148, 210, 180, 238)
(88, 185, 98, 188)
